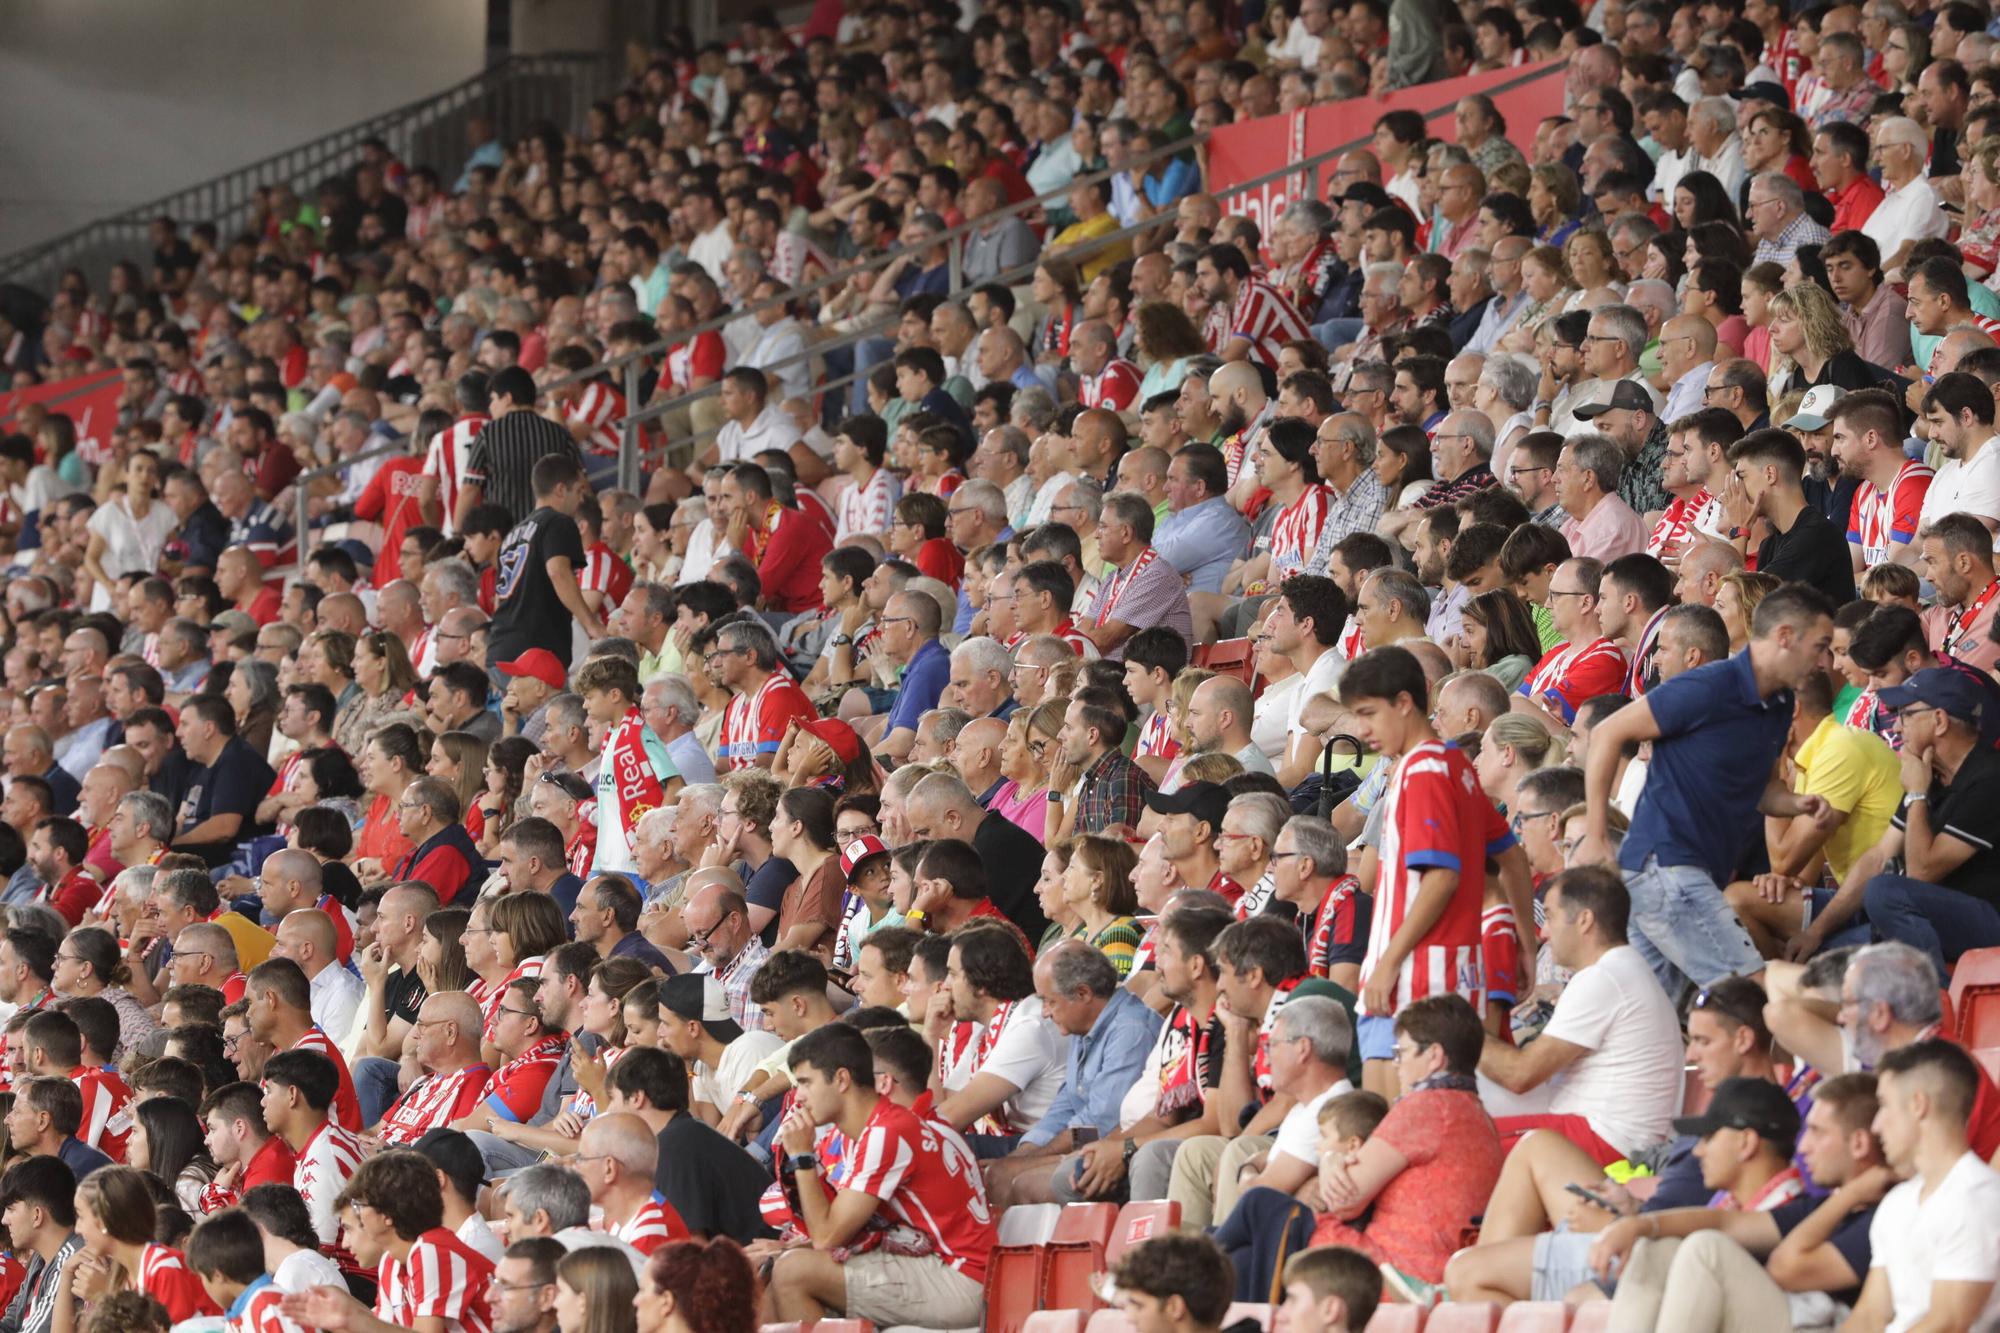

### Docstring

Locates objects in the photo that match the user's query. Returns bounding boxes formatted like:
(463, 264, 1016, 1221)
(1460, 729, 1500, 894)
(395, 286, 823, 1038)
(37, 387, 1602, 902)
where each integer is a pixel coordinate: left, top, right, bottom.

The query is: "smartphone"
(1565, 1181, 1618, 1212)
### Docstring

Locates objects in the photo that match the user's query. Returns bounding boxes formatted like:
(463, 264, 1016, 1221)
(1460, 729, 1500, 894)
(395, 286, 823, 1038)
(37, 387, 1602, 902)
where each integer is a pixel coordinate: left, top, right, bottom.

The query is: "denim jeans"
(1311, 317, 1365, 349)
(1623, 856, 1765, 995)
(1863, 873, 2000, 976)
(353, 1055, 401, 1130)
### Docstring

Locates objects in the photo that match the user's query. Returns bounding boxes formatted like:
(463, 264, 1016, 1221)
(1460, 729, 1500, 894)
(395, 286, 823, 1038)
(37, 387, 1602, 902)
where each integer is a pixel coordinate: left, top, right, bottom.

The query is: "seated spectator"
(602, 1046, 775, 1244)
(925, 923, 1066, 1156)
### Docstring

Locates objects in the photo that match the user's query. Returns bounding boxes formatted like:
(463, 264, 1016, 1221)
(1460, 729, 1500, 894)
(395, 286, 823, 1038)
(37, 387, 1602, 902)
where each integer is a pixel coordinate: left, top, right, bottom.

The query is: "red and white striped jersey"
(568, 382, 626, 457)
(1308, 874, 1369, 979)
(482, 957, 546, 1044)
(138, 1243, 221, 1323)
(580, 542, 634, 609)
(1519, 637, 1629, 726)
(720, 671, 817, 771)
(663, 333, 725, 394)
(1646, 489, 1715, 562)
(1269, 485, 1331, 581)
(376, 1227, 495, 1333)
(423, 412, 492, 536)
(839, 1098, 997, 1280)
(1047, 616, 1099, 658)
(1847, 459, 1933, 568)
(76, 1065, 133, 1161)
(226, 1278, 298, 1333)
(835, 467, 901, 543)
(166, 367, 205, 397)
(294, 1119, 366, 1248)
(1079, 360, 1143, 413)
(378, 1062, 493, 1146)
(1218, 277, 1311, 371)
(480, 1033, 568, 1123)
(610, 1196, 690, 1254)
(1359, 740, 1515, 1017)
(1136, 709, 1180, 762)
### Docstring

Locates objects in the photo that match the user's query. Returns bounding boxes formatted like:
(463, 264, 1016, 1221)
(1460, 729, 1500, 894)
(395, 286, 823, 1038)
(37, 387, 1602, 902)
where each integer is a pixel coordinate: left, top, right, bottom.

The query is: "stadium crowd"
(8, 0, 2000, 1329)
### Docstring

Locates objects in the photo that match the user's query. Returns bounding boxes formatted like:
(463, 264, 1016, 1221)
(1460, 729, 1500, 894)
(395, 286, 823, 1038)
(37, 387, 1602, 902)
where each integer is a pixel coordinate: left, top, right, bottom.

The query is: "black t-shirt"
(1770, 1195, 1876, 1308)
(486, 506, 587, 668)
(1757, 503, 1856, 605)
(385, 966, 428, 1027)
(1898, 747, 2000, 907)
(655, 1113, 779, 1243)
(744, 857, 800, 947)
(177, 736, 276, 863)
(973, 812, 1052, 942)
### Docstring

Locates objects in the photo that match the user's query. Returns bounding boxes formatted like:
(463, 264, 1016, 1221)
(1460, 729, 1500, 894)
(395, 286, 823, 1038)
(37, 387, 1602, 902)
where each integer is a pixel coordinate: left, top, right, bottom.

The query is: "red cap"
(840, 834, 891, 879)
(801, 717, 862, 767)
(497, 648, 567, 692)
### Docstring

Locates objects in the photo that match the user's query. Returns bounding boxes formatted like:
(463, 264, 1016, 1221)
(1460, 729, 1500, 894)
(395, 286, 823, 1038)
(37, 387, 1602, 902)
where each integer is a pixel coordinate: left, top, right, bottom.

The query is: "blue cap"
(1877, 667, 1986, 726)
(333, 538, 376, 569)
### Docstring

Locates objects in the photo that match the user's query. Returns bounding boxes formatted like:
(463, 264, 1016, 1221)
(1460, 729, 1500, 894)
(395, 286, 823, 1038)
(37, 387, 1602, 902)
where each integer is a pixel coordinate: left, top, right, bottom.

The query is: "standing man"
(456, 366, 585, 529)
(1579, 583, 1838, 993)
(486, 453, 605, 670)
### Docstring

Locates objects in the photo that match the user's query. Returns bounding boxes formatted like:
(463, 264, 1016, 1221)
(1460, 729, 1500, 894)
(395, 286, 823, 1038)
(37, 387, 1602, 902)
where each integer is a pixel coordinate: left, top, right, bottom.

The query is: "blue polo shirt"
(1620, 649, 1794, 885)
(885, 637, 951, 737)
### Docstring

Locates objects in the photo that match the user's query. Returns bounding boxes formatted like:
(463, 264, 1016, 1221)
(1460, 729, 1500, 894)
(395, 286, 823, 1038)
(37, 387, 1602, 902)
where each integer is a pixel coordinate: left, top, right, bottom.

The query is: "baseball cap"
(1143, 780, 1231, 833)
(840, 834, 891, 880)
(1573, 380, 1656, 419)
(801, 717, 862, 768)
(1877, 667, 1987, 728)
(659, 973, 743, 1042)
(210, 610, 257, 638)
(412, 1127, 488, 1199)
(334, 538, 376, 570)
(1670, 1076, 1802, 1146)
(1783, 384, 1848, 431)
(499, 647, 568, 692)
(1337, 183, 1394, 213)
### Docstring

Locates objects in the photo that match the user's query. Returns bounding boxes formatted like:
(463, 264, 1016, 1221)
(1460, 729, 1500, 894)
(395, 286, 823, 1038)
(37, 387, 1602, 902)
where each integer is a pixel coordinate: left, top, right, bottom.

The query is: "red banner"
(0, 369, 121, 457)
(1210, 59, 1570, 233)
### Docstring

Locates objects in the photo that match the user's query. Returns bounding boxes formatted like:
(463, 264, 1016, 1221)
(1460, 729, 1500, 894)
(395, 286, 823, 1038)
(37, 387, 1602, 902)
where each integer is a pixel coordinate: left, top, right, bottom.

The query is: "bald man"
(1185, 675, 1275, 775)
(376, 579, 426, 649)
(978, 324, 1047, 394)
(577, 1112, 687, 1253)
(317, 592, 369, 638)
(76, 761, 135, 882)
(257, 848, 326, 926)
(1116, 446, 1173, 524)
(903, 771, 1049, 941)
(952, 716, 1009, 806)
(1209, 361, 1274, 496)
(5, 724, 77, 815)
(216, 546, 280, 624)
(1660, 314, 1720, 421)
(274, 907, 363, 1042)
(378, 990, 491, 1145)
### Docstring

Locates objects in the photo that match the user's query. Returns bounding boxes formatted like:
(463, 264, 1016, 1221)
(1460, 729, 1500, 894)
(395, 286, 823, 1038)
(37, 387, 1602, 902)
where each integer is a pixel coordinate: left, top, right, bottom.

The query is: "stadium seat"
(1105, 1201, 1181, 1266)
(1363, 1309, 1425, 1332)
(1084, 1309, 1137, 1333)
(1024, 1313, 1085, 1333)
(1423, 1304, 1500, 1333)
(1567, 1302, 1613, 1332)
(1974, 1046, 2000, 1085)
(1041, 1202, 1122, 1311)
(1495, 1302, 1569, 1331)
(999, 1203, 1063, 1246)
(1223, 1304, 1273, 1330)
(1195, 637, 1257, 684)
(985, 1246, 1052, 1333)
(1951, 952, 2000, 1045)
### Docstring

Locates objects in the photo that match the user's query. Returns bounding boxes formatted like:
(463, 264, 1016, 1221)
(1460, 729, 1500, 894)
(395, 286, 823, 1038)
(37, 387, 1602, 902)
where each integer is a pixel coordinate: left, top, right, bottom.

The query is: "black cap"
(1336, 183, 1394, 213)
(412, 1127, 487, 1199)
(1143, 780, 1232, 834)
(1671, 1076, 1801, 1147)
(1573, 380, 1657, 419)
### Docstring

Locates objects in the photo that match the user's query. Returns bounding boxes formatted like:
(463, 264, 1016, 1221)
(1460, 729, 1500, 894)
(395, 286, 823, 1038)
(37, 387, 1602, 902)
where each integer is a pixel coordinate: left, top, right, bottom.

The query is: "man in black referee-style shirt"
(454, 365, 585, 529)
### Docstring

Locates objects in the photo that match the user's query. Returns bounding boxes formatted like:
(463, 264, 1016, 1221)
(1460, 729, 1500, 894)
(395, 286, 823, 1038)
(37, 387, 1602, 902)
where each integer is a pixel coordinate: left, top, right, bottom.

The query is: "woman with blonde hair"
(1561, 230, 1621, 308)
(1766, 281, 1873, 396)
(1717, 570, 1783, 653)
(1062, 835, 1145, 977)
(1473, 713, 1567, 813)
(556, 1244, 639, 1333)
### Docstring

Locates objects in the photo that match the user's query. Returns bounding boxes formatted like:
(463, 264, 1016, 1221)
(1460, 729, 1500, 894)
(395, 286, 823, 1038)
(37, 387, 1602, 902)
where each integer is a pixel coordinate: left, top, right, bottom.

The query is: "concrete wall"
(0, 0, 488, 256)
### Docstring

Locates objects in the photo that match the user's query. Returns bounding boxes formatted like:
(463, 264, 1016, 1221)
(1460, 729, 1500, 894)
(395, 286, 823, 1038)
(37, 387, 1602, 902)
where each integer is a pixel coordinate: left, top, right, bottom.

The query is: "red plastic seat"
(1424, 1304, 1500, 1333)
(1951, 954, 2000, 1045)
(1024, 1314, 1084, 1333)
(1567, 1302, 1613, 1333)
(1974, 1046, 2000, 1085)
(1043, 1202, 1122, 1313)
(1363, 1309, 1425, 1332)
(1195, 637, 1257, 684)
(985, 1246, 1052, 1333)
(1051, 1202, 1121, 1247)
(1106, 1201, 1181, 1266)
(1495, 1302, 1570, 1331)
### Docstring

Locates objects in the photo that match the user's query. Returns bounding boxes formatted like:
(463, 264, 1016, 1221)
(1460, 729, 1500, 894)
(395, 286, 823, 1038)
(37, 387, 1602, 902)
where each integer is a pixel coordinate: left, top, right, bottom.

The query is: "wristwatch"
(830, 634, 853, 647)
(784, 1153, 819, 1175)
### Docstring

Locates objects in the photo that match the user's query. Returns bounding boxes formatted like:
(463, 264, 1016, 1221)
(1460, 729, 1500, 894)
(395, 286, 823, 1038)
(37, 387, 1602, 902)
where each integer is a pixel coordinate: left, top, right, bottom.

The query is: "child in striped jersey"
(186, 1210, 293, 1333)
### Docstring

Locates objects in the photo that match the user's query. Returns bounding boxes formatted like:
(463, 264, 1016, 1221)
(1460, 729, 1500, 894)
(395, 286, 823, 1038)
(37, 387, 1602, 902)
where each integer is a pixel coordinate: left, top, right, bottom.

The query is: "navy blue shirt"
(1621, 649, 1794, 885)
(885, 638, 951, 737)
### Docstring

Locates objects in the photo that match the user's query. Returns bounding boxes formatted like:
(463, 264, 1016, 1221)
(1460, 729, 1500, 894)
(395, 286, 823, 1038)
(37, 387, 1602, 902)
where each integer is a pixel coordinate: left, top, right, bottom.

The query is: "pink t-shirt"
(990, 780, 1049, 839)
(1310, 1088, 1504, 1283)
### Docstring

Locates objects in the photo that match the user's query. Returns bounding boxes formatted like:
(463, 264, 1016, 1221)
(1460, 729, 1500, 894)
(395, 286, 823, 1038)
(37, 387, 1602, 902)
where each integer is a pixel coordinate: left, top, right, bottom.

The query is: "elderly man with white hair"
(1747, 173, 1831, 267)
(1688, 97, 1747, 197)
(641, 675, 716, 784)
(1475, 354, 1539, 482)
(1866, 117, 1951, 275)
(948, 635, 1017, 721)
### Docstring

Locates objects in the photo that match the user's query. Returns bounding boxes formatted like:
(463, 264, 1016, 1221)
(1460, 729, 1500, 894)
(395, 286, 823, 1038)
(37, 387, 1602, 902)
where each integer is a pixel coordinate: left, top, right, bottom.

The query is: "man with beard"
(1828, 388, 1933, 574)
(1183, 676, 1273, 776)
(1198, 244, 1311, 371)
(1207, 362, 1273, 491)
(1916, 373, 2000, 536)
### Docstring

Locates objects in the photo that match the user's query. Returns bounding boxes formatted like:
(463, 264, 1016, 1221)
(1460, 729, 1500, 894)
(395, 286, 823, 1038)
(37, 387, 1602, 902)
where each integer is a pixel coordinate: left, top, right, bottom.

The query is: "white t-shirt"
(1863, 176, 1950, 262)
(1287, 646, 1348, 741)
(1273, 1079, 1355, 1165)
(715, 404, 805, 465)
(1540, 944, 1685, 1155)
(457, 1212, 504, 1263)
(1921, 437, 2000, 534)
(1253, 676, 1304, 759)
(1869, 1151, 2000, 1333)
(942, 994, 1067, 1129)
(275, 1247, 347, 1294)
(692, 1029, 784, 1109)
(85, 498, 179, 612)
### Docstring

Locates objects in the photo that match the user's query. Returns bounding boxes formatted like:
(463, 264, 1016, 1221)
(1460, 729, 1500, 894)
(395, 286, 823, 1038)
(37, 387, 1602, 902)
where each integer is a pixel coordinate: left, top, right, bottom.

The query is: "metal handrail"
(291, 440, 412, 563)
(0, 50, 621, 292)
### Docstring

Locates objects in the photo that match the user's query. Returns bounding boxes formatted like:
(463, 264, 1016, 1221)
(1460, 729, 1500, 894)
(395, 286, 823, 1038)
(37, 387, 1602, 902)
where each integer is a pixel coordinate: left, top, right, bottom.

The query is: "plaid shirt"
(1075, 746, 1156, 835)
(1752, 211, 1833, 269)
(1307, 470, 1389, 574)
(717, 936, 772, 1031)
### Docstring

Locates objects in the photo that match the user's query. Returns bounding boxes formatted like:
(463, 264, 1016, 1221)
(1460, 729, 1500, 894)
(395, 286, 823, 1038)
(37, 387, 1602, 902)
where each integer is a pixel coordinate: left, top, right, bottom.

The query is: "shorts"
(842, 1250, 986, 1329)
(1493, 1114, 1625, 1167)
(1623, 857, 1765, 995)
(1356, 1013, 1398, 1062)
(863, 685, 897, 714)
(1531, 1225, 1602, 1302)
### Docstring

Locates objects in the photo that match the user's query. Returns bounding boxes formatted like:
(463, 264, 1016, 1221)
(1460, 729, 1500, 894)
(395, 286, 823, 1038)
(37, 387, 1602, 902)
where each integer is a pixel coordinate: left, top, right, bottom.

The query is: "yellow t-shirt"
(1050, 213, 1130, 281)
(213, 908, 277, 971)
(1794, 715, 1902, 880)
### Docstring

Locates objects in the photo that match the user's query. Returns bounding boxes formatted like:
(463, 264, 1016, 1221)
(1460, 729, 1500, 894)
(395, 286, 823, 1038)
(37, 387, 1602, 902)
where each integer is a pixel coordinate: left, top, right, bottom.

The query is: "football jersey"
(720, 672, 816, 770)
(376, 1227, 495, 1333)
(1518, 637, 1629, 725)
(480, 1033, 568, 1122)
(378, 1063, 493, 1146)
(225, 1276, 297, 1333)
(1359, 740, 1516, 1016)
(1308, 875, 1370, 979)
(1269, 485, 1332, 582)
(294, 1120, 366, 1249)
(290, 1027, 363, 1130)
(76, 1065, 133, 1161)
(840, 1098, 998, 1280)
(611, 1196, 689, 1255)
(138, 1243, 221, 1323)
(1847, 459, 1933, 568)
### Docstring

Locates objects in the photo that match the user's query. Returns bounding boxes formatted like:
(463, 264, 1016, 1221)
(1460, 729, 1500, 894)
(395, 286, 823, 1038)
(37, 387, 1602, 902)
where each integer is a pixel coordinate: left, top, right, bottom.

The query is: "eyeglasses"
(702, 647, 747, 666)
(879, 617, 916, 629)
(492, 1281, 556, 1295)
(688, 912, 736, 949)
(1581, 333, 1622, 344)
(1510, 809, 1561, 834)
(497, 1006, 542, 1021)
(1547, 588, 1593, 599)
